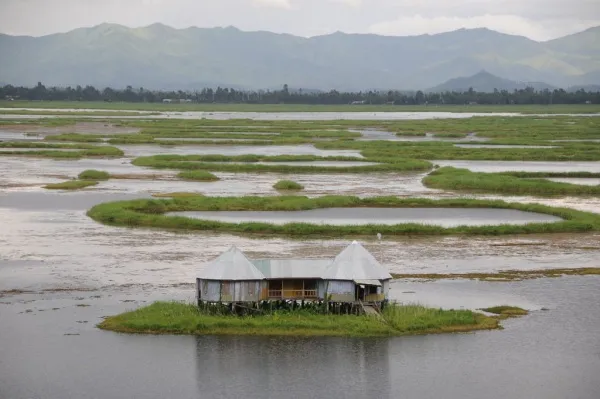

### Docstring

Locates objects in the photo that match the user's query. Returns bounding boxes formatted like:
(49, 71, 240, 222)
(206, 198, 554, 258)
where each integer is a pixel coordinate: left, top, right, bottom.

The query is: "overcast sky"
(1, 0, 599, 41)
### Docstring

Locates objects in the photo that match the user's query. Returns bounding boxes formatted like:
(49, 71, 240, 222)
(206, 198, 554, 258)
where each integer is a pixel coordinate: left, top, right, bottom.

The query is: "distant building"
(196, 241, 391, 306)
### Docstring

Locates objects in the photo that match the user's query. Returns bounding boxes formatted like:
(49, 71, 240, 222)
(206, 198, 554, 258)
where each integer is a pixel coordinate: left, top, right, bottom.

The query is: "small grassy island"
(44, 180, 99, 190)
(273, 179, 305, 191)
(78, 169, 110, 180)
(423, 167, 600, 196)
(177, 170, 220, 181)
(98, 301, 517, 337)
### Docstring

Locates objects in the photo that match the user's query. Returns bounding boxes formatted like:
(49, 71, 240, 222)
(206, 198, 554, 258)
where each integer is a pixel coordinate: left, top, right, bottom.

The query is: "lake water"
(0, 277, 599, 399)
(169, 207, 561, 227)
(357, 130, 489, 142)
(546, 178, 600, 186)
(116, 144, 363, 158)
(0, 131, 43, 141)
(0, 108, 522, 120)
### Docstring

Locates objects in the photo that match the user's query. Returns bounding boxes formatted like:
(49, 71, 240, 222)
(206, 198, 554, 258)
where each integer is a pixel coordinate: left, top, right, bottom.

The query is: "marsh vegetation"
(423, 167, 600, 196)
(273, 180, 304, 191)
(86, 196, 600, 236)
(98, 301, 501, 337)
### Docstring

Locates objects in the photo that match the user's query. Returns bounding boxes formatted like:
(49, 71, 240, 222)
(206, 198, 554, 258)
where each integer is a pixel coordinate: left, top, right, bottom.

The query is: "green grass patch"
(86, 195, 600, 237)
(78, 169, 110, 180)
(45, 133, 104, 142)
(423, 167, 600, 196)
(0, 142, 124, 159)
(177, 170, 220, 181)
(97, 301, 500, 337)
(273, 180, 304, 191)
(44, 180, 98, 190)
(480, 306, 529, 317)
(132, 154, 432, 174)
(499, 171, 600, 178)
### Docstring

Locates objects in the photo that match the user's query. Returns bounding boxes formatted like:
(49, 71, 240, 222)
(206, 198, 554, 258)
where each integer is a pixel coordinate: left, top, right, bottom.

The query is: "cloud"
(368, 13, 600, 41)
(251, 0, 291, 8)
(327, 0, 362, 7)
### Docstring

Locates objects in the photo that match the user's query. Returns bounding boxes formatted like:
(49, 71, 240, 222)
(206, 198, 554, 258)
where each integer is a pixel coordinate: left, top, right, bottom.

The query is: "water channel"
(169, 208, 562, 227)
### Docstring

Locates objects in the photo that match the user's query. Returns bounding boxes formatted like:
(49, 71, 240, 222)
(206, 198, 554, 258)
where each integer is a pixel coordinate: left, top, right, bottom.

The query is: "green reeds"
(78, 169, 110, 180)
(86, 195, 600, 237)
(273, 180, 304, 191)
(0, 142, 124, 158)
(423, 167, 600, 196)
(177, 170, 220, 181)
(131, 155, 432, 173)
(97, 301, 500, 337)
(44, 180, 98, 190)
(480, 306, 528, 316)
(45, 133, 104, 142)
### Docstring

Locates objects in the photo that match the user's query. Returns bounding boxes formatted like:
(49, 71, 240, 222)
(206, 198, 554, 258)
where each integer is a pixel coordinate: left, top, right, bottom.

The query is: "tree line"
(1, 82, 599, 105)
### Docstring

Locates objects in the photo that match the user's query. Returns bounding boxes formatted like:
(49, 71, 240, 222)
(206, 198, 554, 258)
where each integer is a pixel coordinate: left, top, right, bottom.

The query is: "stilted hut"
(322, 241, 392, 303)
(196, 246, 266, 303)
(196, 241, 392, 308)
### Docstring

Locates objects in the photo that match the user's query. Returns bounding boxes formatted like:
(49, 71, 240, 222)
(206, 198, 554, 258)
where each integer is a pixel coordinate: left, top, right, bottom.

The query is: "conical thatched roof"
(197, 246, 265, 280)
(322, 241, 392, 281)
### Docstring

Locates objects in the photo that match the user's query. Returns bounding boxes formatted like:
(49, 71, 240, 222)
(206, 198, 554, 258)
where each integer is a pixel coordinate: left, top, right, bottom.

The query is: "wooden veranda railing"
(268, 289, 318, 299)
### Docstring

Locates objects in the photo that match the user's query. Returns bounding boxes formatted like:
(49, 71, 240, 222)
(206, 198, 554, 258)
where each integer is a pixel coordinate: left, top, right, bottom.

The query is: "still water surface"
(169, 207, 561, 227)
(0, 277, 598, 399)
(116, 143, 363, 157)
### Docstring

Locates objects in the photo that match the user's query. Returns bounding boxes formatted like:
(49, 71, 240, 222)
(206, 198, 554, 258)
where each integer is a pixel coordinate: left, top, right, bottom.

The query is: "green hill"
(0, 24, 598, 90)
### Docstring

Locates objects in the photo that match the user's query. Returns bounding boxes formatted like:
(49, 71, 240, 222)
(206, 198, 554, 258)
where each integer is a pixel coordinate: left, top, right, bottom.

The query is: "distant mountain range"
(0, 23, 599, 90)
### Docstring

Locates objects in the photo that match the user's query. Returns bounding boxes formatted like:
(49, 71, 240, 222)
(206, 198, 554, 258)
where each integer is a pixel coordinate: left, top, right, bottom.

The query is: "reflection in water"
(195, 336, 391, 399)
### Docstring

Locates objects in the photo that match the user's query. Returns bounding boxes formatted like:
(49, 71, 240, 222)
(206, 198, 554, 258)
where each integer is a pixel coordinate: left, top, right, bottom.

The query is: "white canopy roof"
(322, 241, 392, 281)
(197, 246, 266, 281)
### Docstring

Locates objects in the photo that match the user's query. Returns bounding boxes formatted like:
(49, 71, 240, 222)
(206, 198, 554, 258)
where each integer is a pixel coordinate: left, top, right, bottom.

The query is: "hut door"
(355, 285, 366, 301)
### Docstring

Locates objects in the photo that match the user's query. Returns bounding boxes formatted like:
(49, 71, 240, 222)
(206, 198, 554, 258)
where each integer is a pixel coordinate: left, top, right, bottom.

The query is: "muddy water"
(2, 134, 600, 398)
(434, 160, 600, 173)
(0, 157, 169, 187)
(0, 131, 44, 141)
(116, 144, 363, 157)
(356, 130, 489, 142)
(0, 121, 140, 135)
(94, 171, 434, 197)
(0, 278, 599, 399)
(0, 109, 523, 120)
(0, 148, 82, 153)
(546, 177, 600, 186)
(170, 208, 561, 227)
